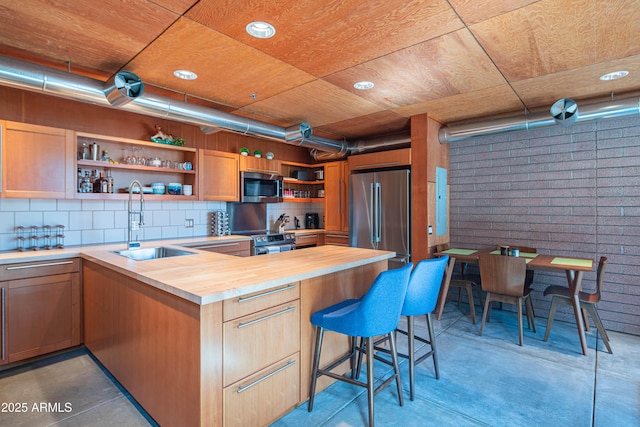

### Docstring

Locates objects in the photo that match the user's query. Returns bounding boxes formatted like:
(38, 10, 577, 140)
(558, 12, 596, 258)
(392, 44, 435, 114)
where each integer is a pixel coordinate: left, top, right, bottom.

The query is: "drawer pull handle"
(326, 234, 347, 238)
(6, 260, 74, 270)
(298, 235, 316, 239)
(237, 360, 296, 393)
(237, 284, 296, 303)
(1, 288, 5, 361)
(237, 306, 295, 329)
(193, 243, 240, 250)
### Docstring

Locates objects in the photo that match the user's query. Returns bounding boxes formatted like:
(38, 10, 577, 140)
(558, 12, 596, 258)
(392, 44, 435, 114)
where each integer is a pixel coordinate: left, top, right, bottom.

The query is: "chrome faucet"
(127, 180, 145, 249)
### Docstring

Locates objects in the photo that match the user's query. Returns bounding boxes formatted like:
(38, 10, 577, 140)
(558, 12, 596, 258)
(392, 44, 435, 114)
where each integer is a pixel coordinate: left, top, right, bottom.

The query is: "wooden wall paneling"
(410, 114, 429, 263)
(426, 116, 449, 253)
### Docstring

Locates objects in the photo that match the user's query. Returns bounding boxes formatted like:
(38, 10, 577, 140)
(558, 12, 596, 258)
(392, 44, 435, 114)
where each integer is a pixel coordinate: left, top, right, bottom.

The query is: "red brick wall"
(448, 115, 640, 335)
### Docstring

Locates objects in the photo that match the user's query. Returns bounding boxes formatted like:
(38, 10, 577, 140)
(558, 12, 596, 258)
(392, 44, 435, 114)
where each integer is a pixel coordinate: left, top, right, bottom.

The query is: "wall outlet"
(428, 225, 433, 235)
(185, 218, 194, 228)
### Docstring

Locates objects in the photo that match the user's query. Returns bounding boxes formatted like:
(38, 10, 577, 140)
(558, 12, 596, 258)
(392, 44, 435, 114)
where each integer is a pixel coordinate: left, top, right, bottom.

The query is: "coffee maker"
(305, 212, 320, 229)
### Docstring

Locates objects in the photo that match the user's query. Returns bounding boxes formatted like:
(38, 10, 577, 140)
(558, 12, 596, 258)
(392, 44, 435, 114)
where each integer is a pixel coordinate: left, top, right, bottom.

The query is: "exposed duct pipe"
(439, 96, 640, 143)
(310, 133, 411, 161)
(0, 55, 347, 154)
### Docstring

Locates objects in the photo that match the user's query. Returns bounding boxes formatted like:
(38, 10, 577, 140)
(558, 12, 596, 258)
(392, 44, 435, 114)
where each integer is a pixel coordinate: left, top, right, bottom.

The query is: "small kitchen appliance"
(305, 213, 320, 229)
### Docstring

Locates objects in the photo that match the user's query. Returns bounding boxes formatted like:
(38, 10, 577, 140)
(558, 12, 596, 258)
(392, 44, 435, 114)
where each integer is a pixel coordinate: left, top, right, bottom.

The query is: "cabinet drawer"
(223, 353, 299, 427)
(324, 233, 349, 246)
(191, 240, 250, 257)
(223, 300, 300, 386)
(223, 282, 299, 321)
(295, 233, 319, 248)
(1, 258, 80, 280)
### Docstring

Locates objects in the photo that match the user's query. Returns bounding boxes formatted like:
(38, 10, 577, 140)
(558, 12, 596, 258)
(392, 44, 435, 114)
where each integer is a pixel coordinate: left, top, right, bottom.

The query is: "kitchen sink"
(112, 246, 196, 261)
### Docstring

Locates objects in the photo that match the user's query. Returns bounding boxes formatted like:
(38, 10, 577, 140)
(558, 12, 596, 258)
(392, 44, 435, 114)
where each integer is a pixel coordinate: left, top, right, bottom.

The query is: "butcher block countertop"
(81, 245, 394, 305)
(0, 237, 393, 305)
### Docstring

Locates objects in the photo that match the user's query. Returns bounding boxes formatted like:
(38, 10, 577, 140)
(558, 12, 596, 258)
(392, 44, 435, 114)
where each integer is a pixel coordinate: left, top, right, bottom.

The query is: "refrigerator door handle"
(375, 182, 382, 243)
(369, 182, 375, 245)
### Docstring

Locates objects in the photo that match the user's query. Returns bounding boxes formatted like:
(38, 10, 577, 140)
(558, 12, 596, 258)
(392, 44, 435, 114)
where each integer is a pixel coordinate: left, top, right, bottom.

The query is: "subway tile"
(170, 210, 186, 226)
(57, 199, 83, 211)
(15, 211, 44, 227)
(0, 198, 30, 211)
(81, 200, 105, 211)
(160, 226, 179, 239)
(93, 211, 115, 229)
(0, 212, 15, 233)
(81, 229, 104, 245)
(31, 198, 58, 211)
(64, 230, 82, 247)
(44, 211, 70, 229)
(152, 210, 171, 227)
(69, 211, 93, 231)
(142, 226, 162, 241)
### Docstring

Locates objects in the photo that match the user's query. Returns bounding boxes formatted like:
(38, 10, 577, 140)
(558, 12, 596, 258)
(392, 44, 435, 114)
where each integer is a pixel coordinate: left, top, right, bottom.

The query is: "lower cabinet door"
(5, 272, 81, 363)
(223, 353, 300, 427)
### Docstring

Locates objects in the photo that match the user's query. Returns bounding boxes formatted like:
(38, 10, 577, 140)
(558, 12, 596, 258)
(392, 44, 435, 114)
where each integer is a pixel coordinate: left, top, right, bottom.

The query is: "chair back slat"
(479, 254, 526, 297)
(594, 256, 608, 300)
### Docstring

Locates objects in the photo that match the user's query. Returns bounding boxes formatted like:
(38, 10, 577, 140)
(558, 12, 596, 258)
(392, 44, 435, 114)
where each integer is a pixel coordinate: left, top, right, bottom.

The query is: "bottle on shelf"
(100, 172, 108, 193)
(93, 171, 103, 193)
(77, 168, 83, 192)
(106, 169, 114, 193)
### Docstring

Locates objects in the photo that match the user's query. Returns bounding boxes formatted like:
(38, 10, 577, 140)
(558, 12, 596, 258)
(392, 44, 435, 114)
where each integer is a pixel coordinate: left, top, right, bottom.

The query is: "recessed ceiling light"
(354, 81, 374, 90)
(599, 70, 629, 81)
(173, 70, 198, 80)
(246, 21, 276, 39)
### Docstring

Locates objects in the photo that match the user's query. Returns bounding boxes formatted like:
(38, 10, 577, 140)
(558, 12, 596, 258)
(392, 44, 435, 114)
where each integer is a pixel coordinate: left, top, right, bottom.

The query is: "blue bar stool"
(362, 256, 449, 401)
(307, 263, 413, 427)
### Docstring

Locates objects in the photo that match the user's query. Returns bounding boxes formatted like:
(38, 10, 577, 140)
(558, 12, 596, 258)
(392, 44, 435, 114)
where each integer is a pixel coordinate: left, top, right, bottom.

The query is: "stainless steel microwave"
(241, 171, 283, 203)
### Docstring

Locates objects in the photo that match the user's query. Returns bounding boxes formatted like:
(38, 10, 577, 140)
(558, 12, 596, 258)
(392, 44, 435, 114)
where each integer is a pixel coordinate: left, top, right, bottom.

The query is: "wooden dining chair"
(436, 244, 482, 324)
(495, 245, 538, 322)
(543, 256, 612, 354)
(478, 254, 536, 346)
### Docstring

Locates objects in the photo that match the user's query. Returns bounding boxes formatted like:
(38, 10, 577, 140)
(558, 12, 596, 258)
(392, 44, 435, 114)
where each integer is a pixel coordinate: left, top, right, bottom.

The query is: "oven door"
(241, 171, 283, 203)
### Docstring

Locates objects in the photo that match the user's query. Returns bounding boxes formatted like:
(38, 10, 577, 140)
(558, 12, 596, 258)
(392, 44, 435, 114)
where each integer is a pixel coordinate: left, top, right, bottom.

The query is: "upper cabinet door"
(198, 149, 239, 201)
(2, 121, 74, 199)
(324, 161, 349, 232)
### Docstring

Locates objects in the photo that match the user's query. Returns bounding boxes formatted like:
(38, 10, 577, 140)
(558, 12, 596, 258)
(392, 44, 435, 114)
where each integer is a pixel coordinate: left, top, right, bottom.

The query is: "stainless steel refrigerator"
(349, 169, 410, 269)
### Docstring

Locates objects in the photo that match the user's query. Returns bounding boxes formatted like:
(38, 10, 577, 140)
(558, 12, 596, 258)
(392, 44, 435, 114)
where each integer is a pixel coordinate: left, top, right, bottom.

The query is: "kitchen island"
(81, 244, 394, 426)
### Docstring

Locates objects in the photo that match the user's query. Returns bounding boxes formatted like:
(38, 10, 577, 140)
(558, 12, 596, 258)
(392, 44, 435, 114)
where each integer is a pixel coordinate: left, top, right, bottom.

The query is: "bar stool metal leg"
(308, 326, 324, 412)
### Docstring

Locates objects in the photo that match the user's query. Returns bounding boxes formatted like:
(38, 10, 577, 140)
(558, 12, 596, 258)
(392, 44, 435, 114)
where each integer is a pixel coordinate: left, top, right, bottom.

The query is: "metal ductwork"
(0, 55, 348, 154)
(310, 133, 411, 161)
(439, 96, 640, 143)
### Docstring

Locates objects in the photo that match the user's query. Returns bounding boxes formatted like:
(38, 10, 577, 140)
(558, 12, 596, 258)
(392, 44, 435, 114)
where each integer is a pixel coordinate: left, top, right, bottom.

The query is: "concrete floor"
(1, 302, 638, 427)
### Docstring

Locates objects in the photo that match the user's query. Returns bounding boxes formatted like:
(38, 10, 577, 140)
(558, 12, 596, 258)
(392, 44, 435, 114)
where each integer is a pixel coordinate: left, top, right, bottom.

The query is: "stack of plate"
(210, 210, 230, 236)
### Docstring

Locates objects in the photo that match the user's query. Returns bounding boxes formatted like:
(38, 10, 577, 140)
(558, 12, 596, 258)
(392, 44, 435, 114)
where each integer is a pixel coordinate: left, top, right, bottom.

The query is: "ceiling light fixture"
(173, 70, 198, 80)
(246, 21, 276, 39)
(599, 70, 629, 81)
(354, 81, 374, 90)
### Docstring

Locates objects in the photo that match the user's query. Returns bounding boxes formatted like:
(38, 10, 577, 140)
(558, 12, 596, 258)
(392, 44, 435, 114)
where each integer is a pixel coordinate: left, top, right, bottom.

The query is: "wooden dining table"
(434, 247, 595, 355)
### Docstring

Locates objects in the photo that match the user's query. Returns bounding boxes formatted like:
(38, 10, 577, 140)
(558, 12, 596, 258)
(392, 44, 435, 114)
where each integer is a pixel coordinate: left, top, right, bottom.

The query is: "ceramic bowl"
(151, 183, 165, 194)
(167, 182, 182, 195)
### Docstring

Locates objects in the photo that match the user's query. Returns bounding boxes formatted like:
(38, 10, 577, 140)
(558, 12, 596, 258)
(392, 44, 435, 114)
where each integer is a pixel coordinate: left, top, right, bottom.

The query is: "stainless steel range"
(251, 233, 296, 255)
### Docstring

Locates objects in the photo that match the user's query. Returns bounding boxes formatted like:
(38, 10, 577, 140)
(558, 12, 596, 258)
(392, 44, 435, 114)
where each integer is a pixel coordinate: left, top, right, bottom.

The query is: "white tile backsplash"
(0, 198, 227, 252)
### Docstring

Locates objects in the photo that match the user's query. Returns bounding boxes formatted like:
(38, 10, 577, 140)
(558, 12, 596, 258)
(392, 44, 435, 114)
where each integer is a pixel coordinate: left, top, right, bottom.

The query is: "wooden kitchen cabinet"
(324, 232, 349, 247)
(324, 160, 349, 232)
(239, 155, 281, 175)
(1, 258, 81, 365)
(222, 283, 300, 426)
(1, 121, 75, 199)
(295, 233, 320, 248)
(199, 149, 239, 201)
(348, 147, 411, 171)
(76, 132, 197, 200)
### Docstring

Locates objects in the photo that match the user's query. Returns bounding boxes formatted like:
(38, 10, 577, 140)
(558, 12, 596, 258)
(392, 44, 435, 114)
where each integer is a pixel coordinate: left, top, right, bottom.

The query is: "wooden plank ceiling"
(1, 0, 639, 140)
